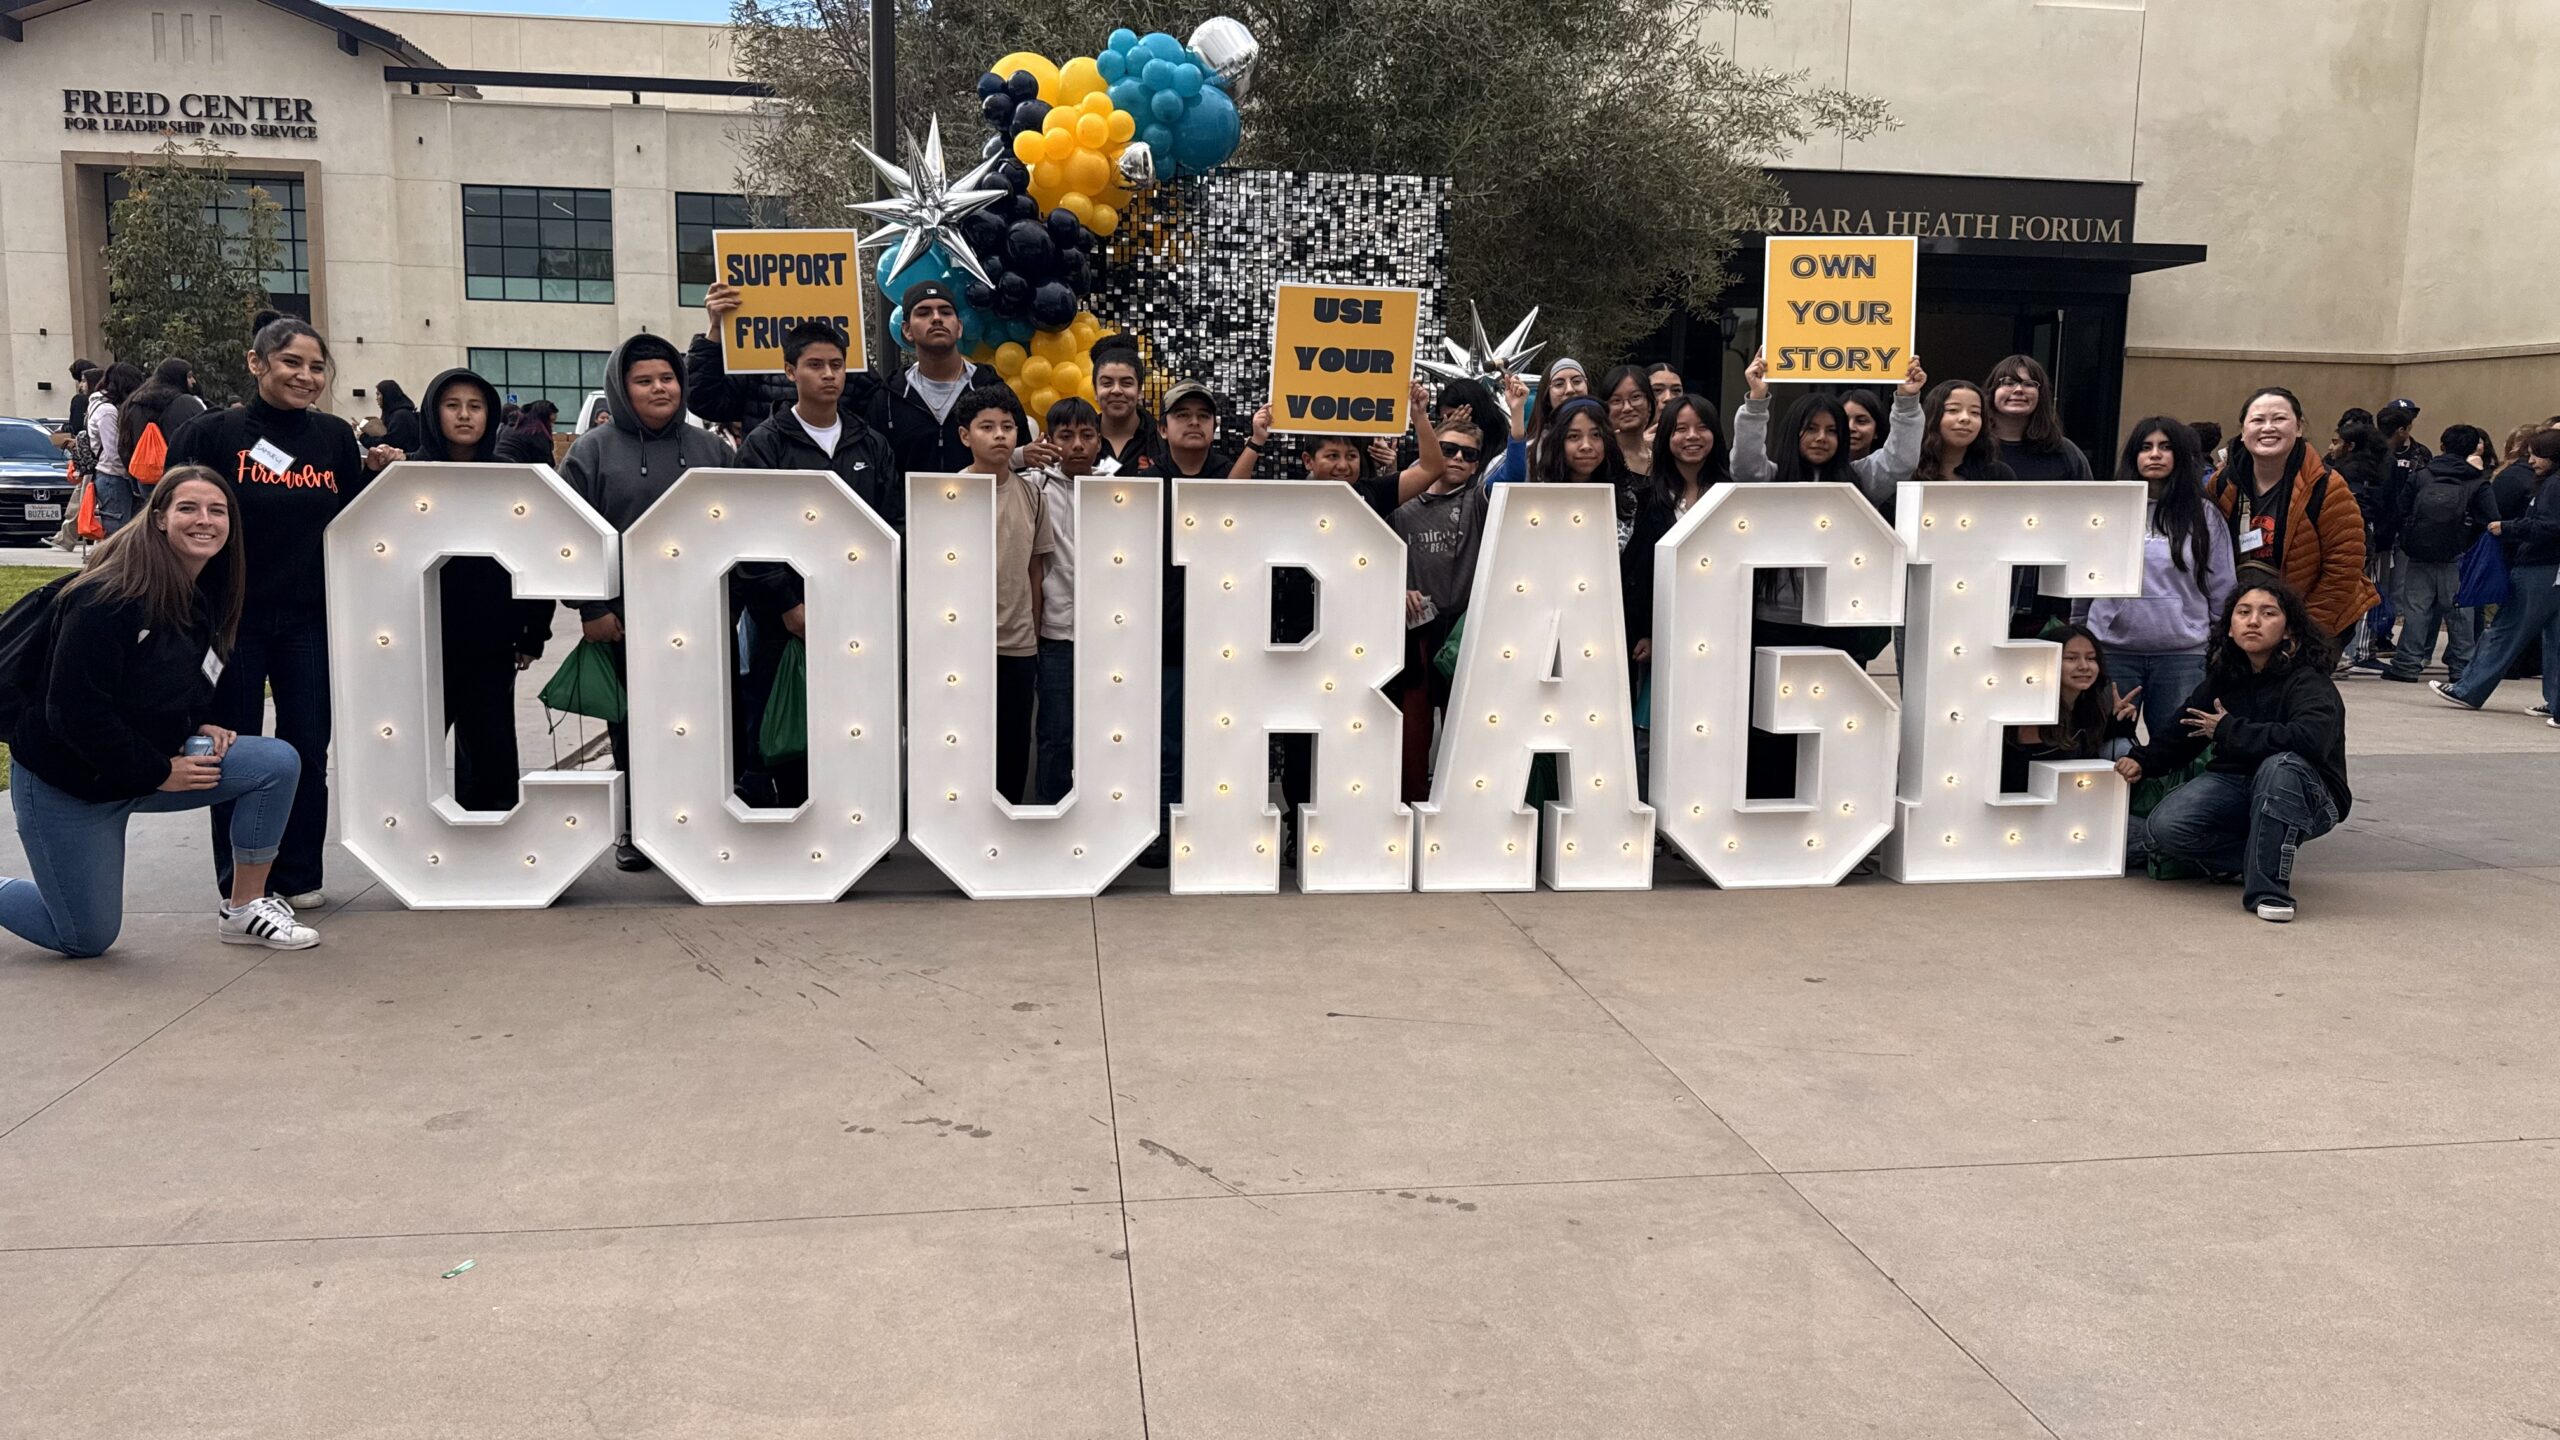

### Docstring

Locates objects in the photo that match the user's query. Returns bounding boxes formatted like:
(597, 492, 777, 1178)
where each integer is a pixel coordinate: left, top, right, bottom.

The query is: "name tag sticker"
(248, 438, 295, 475)
(203, 649, 225, 684)
(2238, 526, 2265, 554)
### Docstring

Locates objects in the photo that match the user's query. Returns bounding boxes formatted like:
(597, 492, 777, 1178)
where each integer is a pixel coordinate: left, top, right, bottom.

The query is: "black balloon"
(1030, 281, 1077, 330)
(1045, 208, 1085, 247)
(1005, 219, 1058, 279)
(997, 160, 1031, 196)
(995, 271, 1032, 315)
(976, 71, 1006, 98)
(964, 281, 997, 311)
(1006, 70, 1040, 100)
(1062, 251, 1091, 291)
(1007, 193, 1041, 223)
(1013, 99, 1051, 136)
(982, 92, 1015, 126)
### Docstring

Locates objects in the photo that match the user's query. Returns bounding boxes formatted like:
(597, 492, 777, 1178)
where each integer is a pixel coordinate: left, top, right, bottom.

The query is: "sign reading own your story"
(1267, 283, 1422, 435)
(327, 466, 2146, 907)
(711, 229, 868, 376)
(1760, 236, 1918, 384)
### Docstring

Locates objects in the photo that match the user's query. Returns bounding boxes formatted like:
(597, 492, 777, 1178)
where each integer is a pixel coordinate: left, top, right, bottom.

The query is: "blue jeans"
(2105, 649, 2208, 747)
(208, 602, 332, 897)
(1035, 637, 1075, 805)
(2, 738, 301, 957)
(2449, 564, 2560, 709)
(2386, 558, 2474, 681)
(2137, 752, 2338, 912)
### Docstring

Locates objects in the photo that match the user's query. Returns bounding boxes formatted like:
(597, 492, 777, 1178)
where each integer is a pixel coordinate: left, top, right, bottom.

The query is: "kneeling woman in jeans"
(0, 465, 319, 956)
(2115, 580, 2350, 923)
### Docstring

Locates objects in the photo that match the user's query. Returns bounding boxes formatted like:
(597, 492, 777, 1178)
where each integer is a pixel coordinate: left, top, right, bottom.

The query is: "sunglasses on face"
(1441, 442, 1481, 462)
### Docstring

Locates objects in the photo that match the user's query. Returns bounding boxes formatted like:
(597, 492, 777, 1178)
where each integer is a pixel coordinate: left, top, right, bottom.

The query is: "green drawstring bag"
(538, 640, 626, 723)
(758, 638, 809, 762)
(1433, 616, 1466, 679)
(2130, 746, 2215, 881)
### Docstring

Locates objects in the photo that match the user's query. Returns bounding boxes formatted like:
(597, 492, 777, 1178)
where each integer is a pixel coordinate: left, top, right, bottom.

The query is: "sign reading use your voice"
(1268, 283, 1422, 435)
(1760, 236, 1918, 383)
(712, 229, 868, 375)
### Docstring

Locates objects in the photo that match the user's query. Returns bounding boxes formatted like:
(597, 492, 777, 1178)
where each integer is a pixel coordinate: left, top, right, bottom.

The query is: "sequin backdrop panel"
(1095, 170, 1452, 444)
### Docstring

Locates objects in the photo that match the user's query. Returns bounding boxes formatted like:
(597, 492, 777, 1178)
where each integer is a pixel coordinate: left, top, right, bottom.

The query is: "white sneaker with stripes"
(219, 896, 321, 950)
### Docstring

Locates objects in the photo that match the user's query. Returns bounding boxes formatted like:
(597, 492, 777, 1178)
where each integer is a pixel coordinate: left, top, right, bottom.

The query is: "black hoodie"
(409, 367, 556, 666)
(2126, 652, 2352, 820)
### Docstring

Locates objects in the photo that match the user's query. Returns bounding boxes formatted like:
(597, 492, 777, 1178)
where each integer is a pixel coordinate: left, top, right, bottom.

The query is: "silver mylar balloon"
(1187, 16, 1259, 102)
(1116, 140, 1158, 193)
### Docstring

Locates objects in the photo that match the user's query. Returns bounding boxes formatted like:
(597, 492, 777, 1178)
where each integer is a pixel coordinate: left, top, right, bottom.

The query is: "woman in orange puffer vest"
(2206, 386, 2378, 643)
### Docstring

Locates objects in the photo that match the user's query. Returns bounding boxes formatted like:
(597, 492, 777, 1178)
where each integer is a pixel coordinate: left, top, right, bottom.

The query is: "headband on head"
(1550, 357, 1585, 377)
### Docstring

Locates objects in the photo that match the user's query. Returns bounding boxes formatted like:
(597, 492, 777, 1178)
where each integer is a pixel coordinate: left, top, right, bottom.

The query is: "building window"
(103, 174, 310, 319)
(675, 192, 791, 308)
(468, 347, 609, 416)
(463, 186, 614, 304)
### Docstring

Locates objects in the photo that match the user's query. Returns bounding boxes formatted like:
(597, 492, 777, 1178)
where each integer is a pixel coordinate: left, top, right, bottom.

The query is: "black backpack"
(2400, 477, 2482, 563)
(0, 574, 73, 742)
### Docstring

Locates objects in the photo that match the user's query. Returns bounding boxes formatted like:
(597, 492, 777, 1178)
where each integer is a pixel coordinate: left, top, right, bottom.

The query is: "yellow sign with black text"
(712, 228, 867, 376)
(1760, 236, 1918, 384)
(1267, 283, 1422, 436)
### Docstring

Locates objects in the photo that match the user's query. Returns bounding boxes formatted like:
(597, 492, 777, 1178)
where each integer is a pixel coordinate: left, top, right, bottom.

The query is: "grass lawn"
(0, 563, 72, 792)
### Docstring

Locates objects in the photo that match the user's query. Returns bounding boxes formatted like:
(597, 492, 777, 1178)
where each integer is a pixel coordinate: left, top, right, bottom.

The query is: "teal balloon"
(1096, 48, 1126, 82)
(1141, 58, 1173, 89)
(1172, 86, 1239, 173)
(1173, 63, 1203, 98)
(1108, 26, 1139, 52)
(888, 303, 909, 350)
(1142, 31, 1184, 62)
(1143, 122, 1175, 157)
(1150, 89, 1185, 123)
(1109, 78, 1147, 112)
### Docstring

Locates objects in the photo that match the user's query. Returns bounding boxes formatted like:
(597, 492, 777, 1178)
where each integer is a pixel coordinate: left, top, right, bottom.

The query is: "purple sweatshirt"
(2075, 499, 2237, 654)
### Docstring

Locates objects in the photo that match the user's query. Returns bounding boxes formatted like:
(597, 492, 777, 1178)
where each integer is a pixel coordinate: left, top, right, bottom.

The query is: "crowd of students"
(11, 296, 2558, 957)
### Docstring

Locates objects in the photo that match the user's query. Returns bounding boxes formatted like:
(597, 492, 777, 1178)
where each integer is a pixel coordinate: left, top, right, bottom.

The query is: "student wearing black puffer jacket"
(726, 321, 902, 806)
(2436, 427, 2560, 718)
(2121, 580, 2349, 922)
(408, 367, 556, 811)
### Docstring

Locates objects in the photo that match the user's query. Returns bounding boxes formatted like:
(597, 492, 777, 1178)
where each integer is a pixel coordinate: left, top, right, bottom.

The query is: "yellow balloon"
(1066, 150, 1109, 195)
(992, 51, 1062, 102)
(1106, 108, 1136, 144)
(1071, 313, 1100, 344)
(1090, 203, 1120, 236)
(1031, 159, 1065, 196)
(993, 342, 1028, 378)
(1050, 360, 1084, 393)
(1041, 125, 1077, 162)
(1059, 191, 1096, 228)
(1075, 112, 1108, 149)
(1010, 129, 1045, 165)
(1081, 91, 1115, 117)
(1021, 356, 1054, 389)
(1027, 387, 1061, 418)
(1031, 329, 1069, 362)
(1058, 55, 1105, 102)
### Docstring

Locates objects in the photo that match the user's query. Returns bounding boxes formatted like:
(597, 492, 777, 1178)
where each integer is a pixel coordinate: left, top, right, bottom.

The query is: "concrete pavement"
(0, 662, 2554, 1438)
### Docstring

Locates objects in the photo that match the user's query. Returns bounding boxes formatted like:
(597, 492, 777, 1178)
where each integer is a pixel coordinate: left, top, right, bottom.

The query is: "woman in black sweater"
(166, 317, 400, 908)
(2118, 579, 2350, 922)
(0, 467, 319, 956)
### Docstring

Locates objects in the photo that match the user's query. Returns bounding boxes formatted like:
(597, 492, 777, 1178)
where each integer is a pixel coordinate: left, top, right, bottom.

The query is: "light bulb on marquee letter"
(325, 461, 622, 908)
(1650, 483, 1905, 888)
(1169, 479, 1413, 894)
(1881, 480, 2146, 883)
(622, 468, 902, 904)
(1417, 483, 1654, 891)
(906, 473, 1164, 898)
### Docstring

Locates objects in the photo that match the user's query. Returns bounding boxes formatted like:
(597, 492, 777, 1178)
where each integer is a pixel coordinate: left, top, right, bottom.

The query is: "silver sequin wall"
(1095, 170, 1450, 441)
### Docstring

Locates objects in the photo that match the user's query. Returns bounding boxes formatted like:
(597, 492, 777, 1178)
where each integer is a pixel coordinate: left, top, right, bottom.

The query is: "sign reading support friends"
(712, 228, 867, 376)
(1267, 283, 1423, 436)
(1760, 236, 1918, 384)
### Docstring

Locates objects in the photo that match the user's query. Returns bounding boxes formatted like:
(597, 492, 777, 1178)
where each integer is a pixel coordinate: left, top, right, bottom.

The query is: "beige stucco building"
(1, 0, 2553, 450)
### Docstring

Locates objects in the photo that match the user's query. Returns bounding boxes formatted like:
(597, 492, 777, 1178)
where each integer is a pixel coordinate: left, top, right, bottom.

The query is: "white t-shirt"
(794, 410, 842, 457)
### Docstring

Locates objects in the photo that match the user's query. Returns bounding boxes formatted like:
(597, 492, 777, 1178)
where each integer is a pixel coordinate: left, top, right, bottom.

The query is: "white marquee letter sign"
(1417, 483, 1655, 891)
(1650, 483, 1906, 887)
(326, 462, 621, 908)
(906, 473, 1164, 898)
(1169, 480, 1413, 893)
(1881, 480, 2146, 882)
(621, 468, 903, 904)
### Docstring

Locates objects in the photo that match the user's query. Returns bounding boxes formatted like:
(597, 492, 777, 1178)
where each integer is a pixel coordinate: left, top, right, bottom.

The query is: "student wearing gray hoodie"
(2075, 418, 2236, 743)
(558, 333, 734, 869)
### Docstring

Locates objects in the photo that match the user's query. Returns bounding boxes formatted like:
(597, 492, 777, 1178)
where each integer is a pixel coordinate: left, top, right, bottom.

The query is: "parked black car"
(0, 419, 75, 543)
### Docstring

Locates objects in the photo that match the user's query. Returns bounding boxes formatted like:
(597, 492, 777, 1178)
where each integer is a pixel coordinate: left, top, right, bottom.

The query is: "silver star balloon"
(850, 115, 1010, 290)
(1417, 302, 1545, 389)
